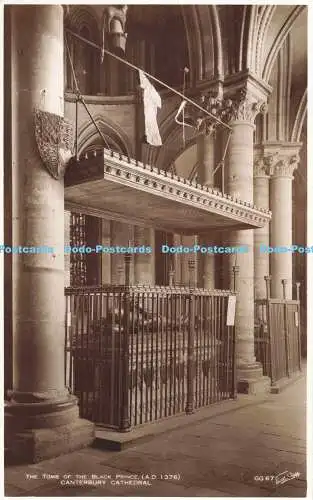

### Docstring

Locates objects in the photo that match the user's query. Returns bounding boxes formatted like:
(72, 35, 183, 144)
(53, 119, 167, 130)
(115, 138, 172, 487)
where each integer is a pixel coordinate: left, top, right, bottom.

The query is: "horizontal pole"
(65, 28, 232, 132)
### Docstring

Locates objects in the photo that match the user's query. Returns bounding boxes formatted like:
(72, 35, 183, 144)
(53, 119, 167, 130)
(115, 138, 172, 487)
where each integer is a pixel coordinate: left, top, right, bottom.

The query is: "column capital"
(228, 90, 267, 124)
(271, 154, 300, 179)
(255, 142, 302, 179)
(254, 152, 279, 178)
(196, 92, 232, 133)
(197, 90, 267, 128)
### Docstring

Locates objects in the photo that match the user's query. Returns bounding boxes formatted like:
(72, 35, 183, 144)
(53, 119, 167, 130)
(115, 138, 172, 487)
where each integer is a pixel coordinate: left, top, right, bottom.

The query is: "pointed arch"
(66, 6, 101, 39)
(181, 5, 223, 83)
(245, 5, 276, 76)
(291, 89, 307, 142)
(262, 5, 306, 82)
(77, 116, 133, 157)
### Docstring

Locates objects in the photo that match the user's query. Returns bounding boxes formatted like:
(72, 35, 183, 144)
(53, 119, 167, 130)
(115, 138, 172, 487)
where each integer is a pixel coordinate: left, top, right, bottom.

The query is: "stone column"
(253, 155, 273, 299)
(197, 130, 215, 187)
(226, 95, 270, 393)
(6, 5, 94, 463)
(197, 130, 215, 288)
(134, 226, 154, 285)
(270, 155, 299, 299)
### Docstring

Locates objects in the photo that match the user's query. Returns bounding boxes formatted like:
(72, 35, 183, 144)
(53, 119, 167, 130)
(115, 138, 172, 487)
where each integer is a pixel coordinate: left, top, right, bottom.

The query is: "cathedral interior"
(3, 4, 307, 463)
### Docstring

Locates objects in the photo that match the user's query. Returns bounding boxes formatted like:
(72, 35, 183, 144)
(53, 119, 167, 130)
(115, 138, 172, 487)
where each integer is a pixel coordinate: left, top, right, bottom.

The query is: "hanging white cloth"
(139, 70, 162, 146)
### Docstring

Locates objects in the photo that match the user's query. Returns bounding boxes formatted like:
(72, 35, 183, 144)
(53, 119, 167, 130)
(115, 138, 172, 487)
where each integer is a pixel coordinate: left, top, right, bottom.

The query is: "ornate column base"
(237, 363, 271, 395)
(5, 394, 94, 464)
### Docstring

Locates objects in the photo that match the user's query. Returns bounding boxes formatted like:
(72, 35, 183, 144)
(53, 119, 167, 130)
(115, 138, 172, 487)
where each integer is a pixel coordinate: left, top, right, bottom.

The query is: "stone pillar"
(226, 95, 270, 393)
(253, 155, 273, 299)
(270, 155, 299, 299)
(134, 226, 154, 285)
(6, 6, 94, 464)
(197, 130, 215, 187)
(197, 131, 215, 288)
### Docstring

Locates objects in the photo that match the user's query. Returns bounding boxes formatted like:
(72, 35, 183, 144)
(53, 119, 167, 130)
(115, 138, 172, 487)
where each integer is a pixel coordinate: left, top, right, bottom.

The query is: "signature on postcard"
(275, 471, 301, 485)
(254, 471, 301, 486)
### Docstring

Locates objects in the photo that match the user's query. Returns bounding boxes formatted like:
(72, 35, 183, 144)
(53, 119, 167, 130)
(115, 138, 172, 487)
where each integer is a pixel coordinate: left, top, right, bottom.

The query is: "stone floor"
(4, 374, 307, 497)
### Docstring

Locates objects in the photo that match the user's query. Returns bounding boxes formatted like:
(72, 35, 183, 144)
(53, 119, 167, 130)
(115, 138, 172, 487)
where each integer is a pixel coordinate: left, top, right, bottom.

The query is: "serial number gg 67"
(254, 475, 275, 482)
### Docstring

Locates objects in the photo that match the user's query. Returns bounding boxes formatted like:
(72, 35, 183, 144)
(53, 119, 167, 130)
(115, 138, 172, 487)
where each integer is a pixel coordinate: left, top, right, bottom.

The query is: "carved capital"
(178, 89, 267, 131)
(271, 154, 299, 179)
(201, 89, 267, 125)
(229, 90, 267, 124)
(254, 159, 268, 178)
(254, 152, 279, 177)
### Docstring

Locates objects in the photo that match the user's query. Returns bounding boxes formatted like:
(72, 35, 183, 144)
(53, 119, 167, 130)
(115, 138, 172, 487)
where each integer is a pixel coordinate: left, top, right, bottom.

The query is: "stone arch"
(245, 5, 276, 75)
(155, 121, 198, 173)
(291, 89, 307, 143)
(182, 5, 223, 82)
(77, 116, 133, 157)
(262, 5, 305, 82)
(66, 6, 101, 40)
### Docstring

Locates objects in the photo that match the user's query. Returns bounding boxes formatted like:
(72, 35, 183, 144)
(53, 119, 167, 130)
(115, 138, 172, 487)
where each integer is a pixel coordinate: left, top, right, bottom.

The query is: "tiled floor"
(4, 374, 307, 497)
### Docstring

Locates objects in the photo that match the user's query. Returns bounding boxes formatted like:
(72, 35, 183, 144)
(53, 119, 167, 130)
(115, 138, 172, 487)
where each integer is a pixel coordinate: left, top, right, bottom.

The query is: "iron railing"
(254, 279, 302, 385)
(65, 285, 236, 431)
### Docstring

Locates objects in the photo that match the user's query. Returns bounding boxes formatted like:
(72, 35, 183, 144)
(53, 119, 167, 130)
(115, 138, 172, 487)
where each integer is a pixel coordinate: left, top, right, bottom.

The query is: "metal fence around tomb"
(255, 295, 302, 386)
(65, 285, 237, 431)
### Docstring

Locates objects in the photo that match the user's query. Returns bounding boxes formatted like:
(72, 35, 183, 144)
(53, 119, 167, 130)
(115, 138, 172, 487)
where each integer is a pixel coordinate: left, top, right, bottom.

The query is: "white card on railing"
(67, 311, 72, 327)
(226, 295, 236, 326)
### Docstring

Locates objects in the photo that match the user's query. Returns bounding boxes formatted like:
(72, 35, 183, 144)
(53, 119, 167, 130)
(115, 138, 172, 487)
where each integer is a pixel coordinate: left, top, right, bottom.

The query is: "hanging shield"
(34, 108, 75, 180)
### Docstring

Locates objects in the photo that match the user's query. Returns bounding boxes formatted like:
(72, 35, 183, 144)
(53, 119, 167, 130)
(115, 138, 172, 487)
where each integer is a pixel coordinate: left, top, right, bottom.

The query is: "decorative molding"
(64, 92, 136, 105)
(65, 148, 272, 230)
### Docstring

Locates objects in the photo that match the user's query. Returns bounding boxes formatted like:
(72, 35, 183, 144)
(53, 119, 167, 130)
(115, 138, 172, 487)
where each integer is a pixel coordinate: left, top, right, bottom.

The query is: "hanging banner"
(138, 70, 162, 147)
